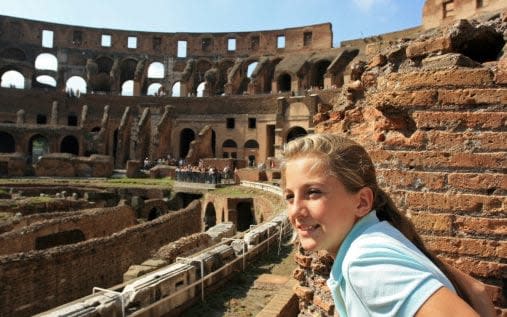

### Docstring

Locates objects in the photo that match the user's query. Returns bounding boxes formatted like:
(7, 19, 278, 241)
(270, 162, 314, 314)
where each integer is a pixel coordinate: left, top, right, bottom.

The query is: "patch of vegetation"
(105, 177, 174, 187)
(0, 212, 14, 222)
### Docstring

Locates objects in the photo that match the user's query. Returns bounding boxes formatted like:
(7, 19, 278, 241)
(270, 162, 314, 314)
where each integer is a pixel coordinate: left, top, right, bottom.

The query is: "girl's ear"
(355, 187, 374, 217)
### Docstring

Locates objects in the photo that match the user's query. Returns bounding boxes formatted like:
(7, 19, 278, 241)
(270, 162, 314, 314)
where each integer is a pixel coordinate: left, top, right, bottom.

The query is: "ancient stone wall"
(293, 13, 507, 316)
(0, 205, 136, 255)
(423, 0, 507, 30)
(0, 200, 202, 317)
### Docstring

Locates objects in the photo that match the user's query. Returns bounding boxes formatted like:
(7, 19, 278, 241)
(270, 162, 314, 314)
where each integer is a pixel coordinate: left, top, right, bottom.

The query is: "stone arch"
(247, 61, 258, 78)
(60, 135, 79, 155)
(196, 81, 205, 97)
(66, 76, 87, 94)
(0, 47, 27, 61)
(217, 59, 234, 95)
(237, 201, 255, 231)
(147, 62, 164, 78)
(120, 58, 137, 83)
(172, 81, 181, 97)
(35, 75, 56, 88)
(222, 139, 237, 158)
(204, 202, 217, 231)
(0, 70, 24, 89)
(28, 134, 49, 162)
(310, 60, 331, 89)
(34, 53, 58, 71)
(96, 56, 113, 74)
(277, 73, 291, 92)
(121, 80, 134, 96)
(286, 126, 307, 143)
(179, 128, 195, 158)
(244, 139, 259, 166)
(91, 56, 114, 92)
(147, 82, 162, 96)
(0, 132, 15, 153)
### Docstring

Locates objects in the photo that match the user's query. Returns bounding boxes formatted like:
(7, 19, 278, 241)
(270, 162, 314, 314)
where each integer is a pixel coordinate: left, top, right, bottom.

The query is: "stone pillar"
(16, 109, 25, 125)
(50, 101, 58, 125)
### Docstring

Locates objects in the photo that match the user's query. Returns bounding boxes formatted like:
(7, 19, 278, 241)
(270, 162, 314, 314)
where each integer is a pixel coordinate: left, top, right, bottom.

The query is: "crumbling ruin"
(0, 0, 506, 316)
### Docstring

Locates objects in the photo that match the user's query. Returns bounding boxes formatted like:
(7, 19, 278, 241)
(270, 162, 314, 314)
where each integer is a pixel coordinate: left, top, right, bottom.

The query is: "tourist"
(281, 133, 495, 317)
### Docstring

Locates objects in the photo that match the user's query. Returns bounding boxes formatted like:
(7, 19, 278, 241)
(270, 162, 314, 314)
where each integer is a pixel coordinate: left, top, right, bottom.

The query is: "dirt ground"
(181, 243, 297, 317)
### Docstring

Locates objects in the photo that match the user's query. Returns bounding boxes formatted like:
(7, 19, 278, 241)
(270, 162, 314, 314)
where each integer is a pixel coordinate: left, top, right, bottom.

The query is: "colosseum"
(0, 0, 506, 316)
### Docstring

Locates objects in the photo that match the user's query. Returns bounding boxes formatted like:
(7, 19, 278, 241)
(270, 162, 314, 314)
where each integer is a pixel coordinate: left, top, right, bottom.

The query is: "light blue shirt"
(326, 210, 456, 317)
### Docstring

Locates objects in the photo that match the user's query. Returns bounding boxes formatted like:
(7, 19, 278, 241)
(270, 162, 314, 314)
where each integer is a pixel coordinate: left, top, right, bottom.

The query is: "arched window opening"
(278, 73, 291, 92)
(66, 76, 87, 95)
(121, 80, 134, 96)
(204, 203, 217, 231)
(36, 75, 56, 87)
(196, 82, 205, 97)
(60, 135, 79, 155)
(286, 127, 307, 143)
(0, 132, 15, 153)
(1, 70, 24, 89)
(179, 128, 195, 158)
(222, 139, 237, 158)
(247, 62, 258, 78)
(172, 81, 181, 97)
(147, 62, 164, 78)
(91, 127, 101, 133)
(29, 134, 49, 162)
(310, 60, 331, 89)
(35, 53, 58, 71)
(1, 48, 26, 61)
(148, 207, 162, 220)
(244, 139, 259, 149)
(147, 83, 162, 96)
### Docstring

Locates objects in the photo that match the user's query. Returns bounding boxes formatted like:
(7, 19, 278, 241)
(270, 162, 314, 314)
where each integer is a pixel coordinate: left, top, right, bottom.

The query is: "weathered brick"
(448, 173, 507, 192)
(377, 169, 446, 191)
(412, 111, 507, 130)
(454, 216, 507, 237)
(382, 131, 426, 150)
(370, 149, 506, 172)
(442, 256, 506, 279)
(314, 294, 335, 315)
(495, 57, 507, 84)
(292, 268, 306, 281)
(409, 212, 454, 235)
(424, 131, 507, 152)
(406, 192, 506, 215)
(377, 69, 494, 91)
(406, 36, 453, 58)
(438, 88, 507, 105)
(423, 235, 506, 258)
(371, 90, 437, 110)
(294, 252, 313, 268)
(293, 285, 314, 301)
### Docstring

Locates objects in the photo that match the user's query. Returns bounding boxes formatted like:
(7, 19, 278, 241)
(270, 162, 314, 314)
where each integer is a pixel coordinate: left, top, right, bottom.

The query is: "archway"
(0, 132, 15, 153)
(204, 202, 217, 231)
(148, 207, 162, 220)
(196, 82, 205, 97)
(60, 135, 79, 155)
(286, 127, 307, 143)
(310, 60, 331, 89)
(222, 139, 237, 158)
(244, 139, 259, 166)
(66, 76, 87, 94)
(121, 80, 134, 96)
(35, 75, 56, 87)
(172, 81, 181, 97)
(35, 53, 58, 71)
(237, 201, 255, 231)
(147, 83, 162, 96)
(179, 128, 195, 158)
(29, 134, 49, 162)
(278, 73, 291, 92)
(1, 70, 24, 89)
(147, 62, 164, 78)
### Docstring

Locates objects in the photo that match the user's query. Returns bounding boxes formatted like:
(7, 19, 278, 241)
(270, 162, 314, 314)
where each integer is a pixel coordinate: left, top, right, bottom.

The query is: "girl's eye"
(284, 193, 294, 202)
(308, 188, 322, 197)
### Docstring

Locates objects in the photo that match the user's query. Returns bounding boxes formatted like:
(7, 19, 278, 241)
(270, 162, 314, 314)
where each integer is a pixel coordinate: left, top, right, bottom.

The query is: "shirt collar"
(329, 210, 379, 282)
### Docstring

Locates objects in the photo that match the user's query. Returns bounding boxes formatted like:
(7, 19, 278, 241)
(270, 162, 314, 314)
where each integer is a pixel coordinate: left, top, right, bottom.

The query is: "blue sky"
(0, 0, 425, 47)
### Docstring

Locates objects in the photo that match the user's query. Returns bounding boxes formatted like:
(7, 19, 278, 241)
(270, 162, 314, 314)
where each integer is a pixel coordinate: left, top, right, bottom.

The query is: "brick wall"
(294, 15, 507, 316)
(0, 200, 202, 317)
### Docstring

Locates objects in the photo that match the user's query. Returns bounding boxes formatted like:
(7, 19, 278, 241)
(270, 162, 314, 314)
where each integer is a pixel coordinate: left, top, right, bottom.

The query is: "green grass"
(104, 177, 174, 187)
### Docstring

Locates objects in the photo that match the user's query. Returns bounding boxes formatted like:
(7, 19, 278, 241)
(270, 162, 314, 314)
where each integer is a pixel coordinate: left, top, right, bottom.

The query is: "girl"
(281, 133, 495, 317)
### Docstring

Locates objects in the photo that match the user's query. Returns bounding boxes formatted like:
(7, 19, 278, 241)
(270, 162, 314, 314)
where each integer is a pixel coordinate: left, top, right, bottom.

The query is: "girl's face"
(284, 156, 366, 256)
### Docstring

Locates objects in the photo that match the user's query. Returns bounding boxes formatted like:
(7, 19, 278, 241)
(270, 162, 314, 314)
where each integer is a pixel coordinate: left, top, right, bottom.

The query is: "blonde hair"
(281, 133, 471, 305)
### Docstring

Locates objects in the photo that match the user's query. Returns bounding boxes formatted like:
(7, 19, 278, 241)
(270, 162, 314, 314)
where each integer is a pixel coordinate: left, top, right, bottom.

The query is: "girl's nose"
(289, 196, 307, 218)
